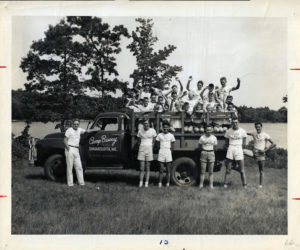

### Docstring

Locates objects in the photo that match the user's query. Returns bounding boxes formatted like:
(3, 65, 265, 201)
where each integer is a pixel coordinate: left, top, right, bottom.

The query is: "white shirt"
(252, 132, 271, 150)
(137, 128, 157, 146)
(140, 91, 151, 100)
(217, 86, 232, 102)
(199, 134, 217, 151)
(224, 127, 247, 146)
(204, 101, 217, 111)
(137, 104, 153, 112)
(65, 127, 85, 147)
(156, 132, 176, 149)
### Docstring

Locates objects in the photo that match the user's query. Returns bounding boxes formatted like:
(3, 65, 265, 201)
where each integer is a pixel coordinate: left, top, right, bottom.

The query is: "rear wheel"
(44, 154, 66, 181)
(171, 157, 197, 186)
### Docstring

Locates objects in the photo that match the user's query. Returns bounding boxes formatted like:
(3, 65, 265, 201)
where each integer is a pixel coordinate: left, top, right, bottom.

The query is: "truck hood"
(44, 132, 65, 139)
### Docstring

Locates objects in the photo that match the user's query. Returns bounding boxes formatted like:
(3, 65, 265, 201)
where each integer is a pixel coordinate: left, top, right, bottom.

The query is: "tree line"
(12, 89, 287, 123)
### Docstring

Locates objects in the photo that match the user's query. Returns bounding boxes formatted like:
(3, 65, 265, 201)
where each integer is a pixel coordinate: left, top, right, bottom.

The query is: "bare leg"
(237, 160, 247, 186)
(199, 161, 206, 188)
(139, 161, 145, 187)
(166, 162, 171, 185)
(258, 160, 264, 186)
(224, 159, 232, 186)
(145, 161, 151, 186)
(208, 162, 214, 188)
(159, 162, 164, 186)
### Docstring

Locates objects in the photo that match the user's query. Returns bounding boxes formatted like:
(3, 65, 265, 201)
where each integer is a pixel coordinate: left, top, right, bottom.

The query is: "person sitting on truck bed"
(200, 83, 216, 102)
(223, 119, 248, 188)
(226, 102, 238, 118)
(198, 124, 218, 189)
(182, 102, 193, 133)
(203, 92, 218, 112)
(156, 121, 176, 188)
(136, 97, 154, 112)
(137, 119, 157, 188)
(216, 77, 241, 109)
(153, 95, 165, 112)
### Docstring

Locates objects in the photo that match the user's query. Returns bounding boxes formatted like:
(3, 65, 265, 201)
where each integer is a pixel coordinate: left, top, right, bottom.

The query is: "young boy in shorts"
(137, 119, 157, 188)
(198, 124, 218, 189)
(247, 122, 275, 188)
(156, 121, 176, 188)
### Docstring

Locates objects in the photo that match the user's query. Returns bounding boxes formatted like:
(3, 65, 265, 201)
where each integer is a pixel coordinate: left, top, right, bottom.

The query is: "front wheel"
(44, 154, 66, 181)
(171, 157, 197, 186)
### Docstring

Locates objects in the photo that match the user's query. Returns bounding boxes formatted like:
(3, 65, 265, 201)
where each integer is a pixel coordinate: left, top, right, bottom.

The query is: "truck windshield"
(89, 117, 118, 131)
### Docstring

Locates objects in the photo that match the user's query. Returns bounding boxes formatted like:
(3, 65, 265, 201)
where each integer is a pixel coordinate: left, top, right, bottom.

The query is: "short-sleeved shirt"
(224, 127, 247, 146)
(65, 127, 85, 147)
(199, 134, 218, 151)
(217, 86, 232, 102)
(140, 92, 151, 100)
(137, 104, 153, 112)
(137, 128, 157, 146)
(252, 132, 271, 151)
(156, 132, 176, 149)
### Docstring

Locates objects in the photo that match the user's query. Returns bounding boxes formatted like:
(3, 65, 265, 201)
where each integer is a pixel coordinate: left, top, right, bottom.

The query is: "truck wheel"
(171, 157, 197, 186)
(44, 154, 66, 181)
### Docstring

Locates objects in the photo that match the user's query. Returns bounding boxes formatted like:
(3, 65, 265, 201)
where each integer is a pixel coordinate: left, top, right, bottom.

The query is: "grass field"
(12, 160, 287, 234)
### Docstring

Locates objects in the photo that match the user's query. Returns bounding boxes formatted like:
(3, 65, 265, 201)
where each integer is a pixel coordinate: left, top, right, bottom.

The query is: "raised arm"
(231, 78, 241, 92)
(186, 76, 193, 91)
(175, 77, 184, 92)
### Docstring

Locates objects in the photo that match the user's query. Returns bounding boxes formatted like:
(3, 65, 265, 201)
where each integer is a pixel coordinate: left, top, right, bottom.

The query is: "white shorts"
(226, 145, 244, 161)
(158, 148, 172, 163)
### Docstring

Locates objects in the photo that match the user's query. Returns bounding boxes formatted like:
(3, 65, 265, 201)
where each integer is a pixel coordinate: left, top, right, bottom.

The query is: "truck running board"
(86, 164, 124, 170)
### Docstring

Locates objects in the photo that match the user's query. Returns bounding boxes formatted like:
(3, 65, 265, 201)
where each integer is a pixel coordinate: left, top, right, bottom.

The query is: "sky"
(12, 16, 287, 110)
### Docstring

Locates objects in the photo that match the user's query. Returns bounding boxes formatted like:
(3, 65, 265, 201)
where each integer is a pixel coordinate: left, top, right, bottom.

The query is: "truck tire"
(44, 154, 66, 181)
(171, 157, 197, 186)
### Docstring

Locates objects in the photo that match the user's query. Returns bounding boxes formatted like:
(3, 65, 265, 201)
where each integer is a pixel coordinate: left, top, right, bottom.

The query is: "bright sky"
(12, 16, 287, 110)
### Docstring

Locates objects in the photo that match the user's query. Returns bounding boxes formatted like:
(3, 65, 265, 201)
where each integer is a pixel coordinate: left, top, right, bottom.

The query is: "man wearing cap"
(223, 119, 248, 188)
(64, 119, 86, 187)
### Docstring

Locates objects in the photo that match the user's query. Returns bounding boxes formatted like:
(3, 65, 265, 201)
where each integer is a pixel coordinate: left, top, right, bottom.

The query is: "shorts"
(226, 145, 244, 161)
(200, 151, 215, 163)
(138, 146, 153, 162)
(158, 148, 172, 163)
(253, 149, 266, 161)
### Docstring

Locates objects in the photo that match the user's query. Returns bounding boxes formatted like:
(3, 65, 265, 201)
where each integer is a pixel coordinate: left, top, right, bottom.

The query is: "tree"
(20, 18, 86, 131)
(127, 18, 182, 89)
(67, 17, 130, 99)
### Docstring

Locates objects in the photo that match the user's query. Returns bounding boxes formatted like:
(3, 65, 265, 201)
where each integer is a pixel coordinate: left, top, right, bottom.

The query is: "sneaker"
(224, 184, 228, 188)
(68, 184, 74, 187)
(209, 186, 214, 190)
(259, 185, 263, 188)
(166, 183, 170, 187)
(138, 181, 143, 188)
(158, 183, 162, 188)
(243, 184, 248, 189)
(199, 185, 203, 189)
(145, 182, 149, 188)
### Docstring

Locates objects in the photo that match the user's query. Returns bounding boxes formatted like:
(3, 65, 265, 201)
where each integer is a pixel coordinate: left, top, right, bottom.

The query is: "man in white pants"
(64, 119, 85, 187)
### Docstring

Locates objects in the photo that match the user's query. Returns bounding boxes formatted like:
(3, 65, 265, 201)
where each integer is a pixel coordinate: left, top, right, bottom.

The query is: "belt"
(69, 145, 79, 148)
(202, 150, 214, 152)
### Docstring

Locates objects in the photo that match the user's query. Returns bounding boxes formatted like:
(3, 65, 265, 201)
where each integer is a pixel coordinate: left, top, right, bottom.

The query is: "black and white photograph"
(11, 15, 287, 235)
(1, 0, 299, 249)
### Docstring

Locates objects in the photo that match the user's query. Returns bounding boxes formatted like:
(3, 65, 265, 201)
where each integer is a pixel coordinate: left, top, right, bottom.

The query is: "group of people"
(125, 76, 240, 114)
(137, 118, 275, 189)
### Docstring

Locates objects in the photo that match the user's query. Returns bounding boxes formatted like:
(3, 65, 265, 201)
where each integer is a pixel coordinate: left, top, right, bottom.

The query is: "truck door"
(84, 116, 124, 166)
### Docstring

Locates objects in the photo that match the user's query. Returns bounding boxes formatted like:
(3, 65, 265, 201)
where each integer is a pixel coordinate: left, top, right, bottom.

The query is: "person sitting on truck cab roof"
(156, 121, 176, 188)
(200, 83, 216, 102)
(137, 119, 157, 188)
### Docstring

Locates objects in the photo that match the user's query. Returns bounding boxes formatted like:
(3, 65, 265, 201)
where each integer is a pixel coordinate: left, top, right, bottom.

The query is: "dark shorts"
(200, 151, 215, 163)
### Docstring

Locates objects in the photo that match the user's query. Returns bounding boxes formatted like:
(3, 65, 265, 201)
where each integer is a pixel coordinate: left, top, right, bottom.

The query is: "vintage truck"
(34, 110, 234, 186)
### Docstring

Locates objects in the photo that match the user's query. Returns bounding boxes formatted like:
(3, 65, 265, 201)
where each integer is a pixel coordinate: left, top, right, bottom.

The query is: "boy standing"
(137, 120, 157, 188)
(198, 124, 218, 189)
(156, 122, 176, 188)
(223, 119, 248, 188)
(248, 122, 276, 188)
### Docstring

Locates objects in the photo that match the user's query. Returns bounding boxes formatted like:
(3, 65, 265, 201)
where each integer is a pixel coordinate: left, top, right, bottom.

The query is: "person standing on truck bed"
(216, 77, 241, 109)
(137, 119, 157, 188)
(198, 124, 218, 189)
(64, 119, 86, 187)
(156, 121, 176, 188)
(223, 119, 248, 188)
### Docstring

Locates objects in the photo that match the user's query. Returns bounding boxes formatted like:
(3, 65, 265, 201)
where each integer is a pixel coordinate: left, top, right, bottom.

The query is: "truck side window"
(90, 118, 118, 131)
